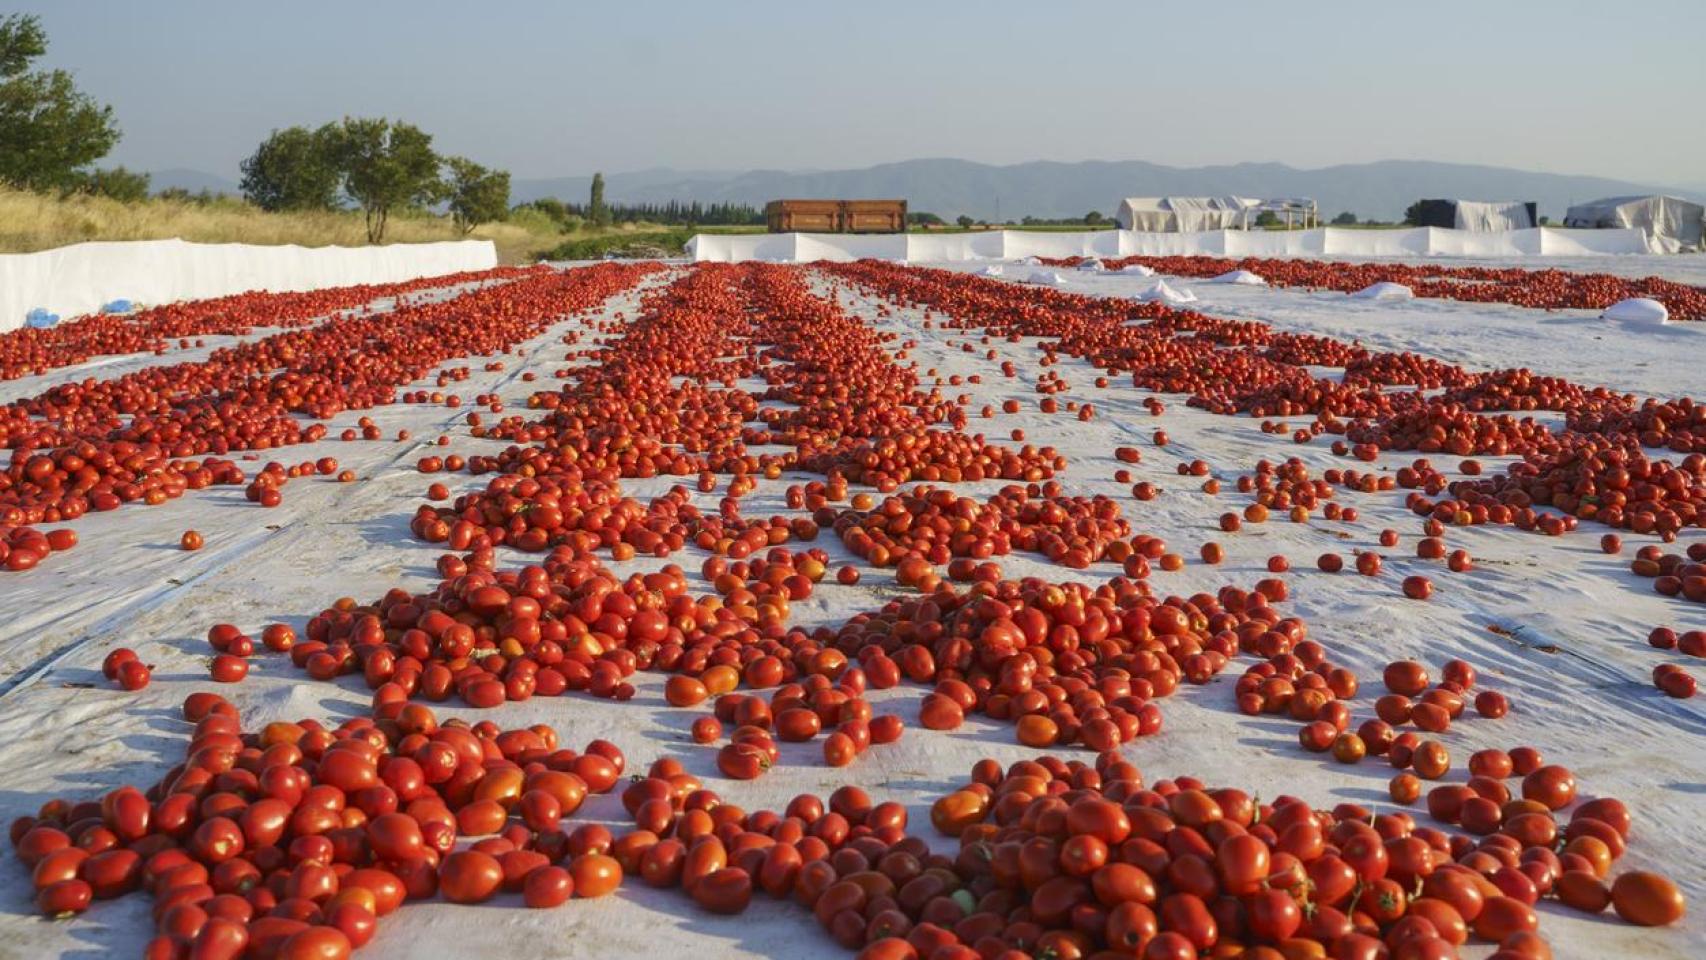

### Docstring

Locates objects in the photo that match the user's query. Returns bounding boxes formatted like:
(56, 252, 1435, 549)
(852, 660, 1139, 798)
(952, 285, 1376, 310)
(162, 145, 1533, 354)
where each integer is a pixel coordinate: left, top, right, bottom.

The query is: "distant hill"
(148, 168, 241, 196)
(510, 168, 743, 206)
(548, 159, 1700, 223)
(155, 160, 1700, 223)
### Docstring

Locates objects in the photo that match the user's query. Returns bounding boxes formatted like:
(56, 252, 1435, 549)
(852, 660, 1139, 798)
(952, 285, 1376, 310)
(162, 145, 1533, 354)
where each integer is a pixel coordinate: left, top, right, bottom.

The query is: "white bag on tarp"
(1119, 263, 1156, 276)
(977, 265, 1005, 277)
(1076, 258, 1104, 272)
(1209, 270, 1266, 286)
(1138, 279, 1198, 304)
(1602, 297, 1669, 326)
(1025, 271, 1067, 286)
(1350, 282, 1414, 301)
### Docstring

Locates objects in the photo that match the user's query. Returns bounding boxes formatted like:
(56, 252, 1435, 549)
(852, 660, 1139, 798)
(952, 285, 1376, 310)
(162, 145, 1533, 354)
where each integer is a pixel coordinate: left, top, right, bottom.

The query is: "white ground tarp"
(1563, 196, 1705, 252)
(1454, 201, 1536, 232)
(1, 238, 498, 333)
(689, 228, 1658, 263)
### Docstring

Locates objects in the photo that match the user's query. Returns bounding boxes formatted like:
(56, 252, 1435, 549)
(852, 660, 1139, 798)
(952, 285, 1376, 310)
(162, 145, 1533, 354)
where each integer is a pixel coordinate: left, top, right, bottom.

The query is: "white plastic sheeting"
(1454, 201, 1536, 232)
(1116, 197, 1260, 232)
(1, 238, 498, 333)
(1138, 279, 1199, 304)
(1564, 196, 1705, 252)
(1602, 297, 1670, 325)
(1351, 282, 1415, 301)
(689, 227, 1658, 264)
(1209, 270, 1267, 286)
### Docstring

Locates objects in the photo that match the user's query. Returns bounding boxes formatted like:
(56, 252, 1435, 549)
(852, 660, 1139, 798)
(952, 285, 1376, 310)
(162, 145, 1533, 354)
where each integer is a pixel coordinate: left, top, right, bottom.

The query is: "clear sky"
(15, 0, 1706, 185)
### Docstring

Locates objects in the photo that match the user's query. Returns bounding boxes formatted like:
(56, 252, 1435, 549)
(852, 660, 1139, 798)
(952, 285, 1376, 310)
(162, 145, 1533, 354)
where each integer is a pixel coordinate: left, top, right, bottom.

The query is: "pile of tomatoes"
(0, 264, 654, 573)
(12, 693, 627, 959)
(0, 267, 543, 382)
(1053, 254, 1706, 322)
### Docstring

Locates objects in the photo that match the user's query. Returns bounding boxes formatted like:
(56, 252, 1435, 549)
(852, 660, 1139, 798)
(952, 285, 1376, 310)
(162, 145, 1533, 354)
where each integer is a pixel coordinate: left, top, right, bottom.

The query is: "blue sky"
(15, 1, 1706, 185)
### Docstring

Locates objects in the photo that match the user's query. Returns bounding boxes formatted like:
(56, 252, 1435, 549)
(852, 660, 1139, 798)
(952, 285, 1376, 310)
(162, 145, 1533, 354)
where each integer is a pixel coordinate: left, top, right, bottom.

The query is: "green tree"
(956, 215, 975, 229)
(1084, 211, 1105, 226)
(589, 172, 609, 227)
(444, 157, 510, 236)
(240, 125, 343, 212)
(1331, 211, 1358, 225)
(1254, 211, 1281, 228)
(66, 165, 149, 202)
(1402, 201, 1426, 227)
(333, 118, 443, 243)
(0, 14, 120, 191)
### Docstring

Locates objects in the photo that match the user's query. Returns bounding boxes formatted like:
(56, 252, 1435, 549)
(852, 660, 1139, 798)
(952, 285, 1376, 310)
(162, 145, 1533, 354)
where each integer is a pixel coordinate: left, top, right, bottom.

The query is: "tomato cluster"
(12, 693, 626, 958)
(0, 264, 656, 573)
(1051, 254, 1706, 322)
(0, 267, 544, 382)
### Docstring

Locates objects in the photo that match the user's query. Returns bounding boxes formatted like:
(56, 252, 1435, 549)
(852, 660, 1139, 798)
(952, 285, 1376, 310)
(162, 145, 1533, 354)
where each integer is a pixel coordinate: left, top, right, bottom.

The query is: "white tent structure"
(1453, 201, 1536, 232)
(1116, 196, 1318, 232)
(1563, 195, 1705, 252)
(1116, 197, 1255, 232)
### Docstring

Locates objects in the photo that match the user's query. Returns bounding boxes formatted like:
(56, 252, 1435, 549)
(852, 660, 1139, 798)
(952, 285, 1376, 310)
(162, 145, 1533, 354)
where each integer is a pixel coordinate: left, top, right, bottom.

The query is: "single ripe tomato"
(523, 865, 574, 908)
(569, 853, 622, 898)
(438, 850, 503, 904)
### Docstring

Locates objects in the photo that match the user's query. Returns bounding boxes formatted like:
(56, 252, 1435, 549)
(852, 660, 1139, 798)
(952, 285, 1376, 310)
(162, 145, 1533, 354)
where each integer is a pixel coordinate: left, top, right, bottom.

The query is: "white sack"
(1601, 298, 1670, 325)
(1209, 270, 1267, 286)
(1351, 282, 1415, 301)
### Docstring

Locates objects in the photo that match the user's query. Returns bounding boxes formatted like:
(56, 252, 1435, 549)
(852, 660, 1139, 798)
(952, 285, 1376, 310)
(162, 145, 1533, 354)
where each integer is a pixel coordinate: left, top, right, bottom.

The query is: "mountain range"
(151, 159, 1701, 224)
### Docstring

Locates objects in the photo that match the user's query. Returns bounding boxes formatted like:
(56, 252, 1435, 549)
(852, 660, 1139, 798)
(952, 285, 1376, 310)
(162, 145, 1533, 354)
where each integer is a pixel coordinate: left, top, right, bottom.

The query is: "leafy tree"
(240, 125, 343, 212)
(66, 165, 149, 202)
(444, 157, 510, 236)
(1084, 211, 1105, 226)
(589, 172, 609, 227)
(0, 14, 121, 191)
(956, 215, 975, 229)
(1331, 211, 1358, 225)
(906, 211, 945, 227)
(1402, 201, 1426, 227)
(1254, 211, 1281, 228)
(1538, 215, 1551, 226)
(332, 118, 443, 243)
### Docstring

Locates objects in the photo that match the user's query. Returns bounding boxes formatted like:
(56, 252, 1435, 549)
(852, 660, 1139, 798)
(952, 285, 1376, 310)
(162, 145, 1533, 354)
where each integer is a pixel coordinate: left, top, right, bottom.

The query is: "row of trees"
(517, 195, 763, 229)
(239, 120, 509, 241)
(1, 15, 510, 242)
(0, 14, 131, 196)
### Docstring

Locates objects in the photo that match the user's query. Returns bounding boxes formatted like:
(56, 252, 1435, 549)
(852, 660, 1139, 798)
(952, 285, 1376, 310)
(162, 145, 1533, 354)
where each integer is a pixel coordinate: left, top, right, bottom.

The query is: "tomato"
(1520, 765, 1576, 811)
(1245, 888, 1301, 942)
(1474, 895, 1539, 940)
(210, 654, 249, 683)
(438, 850, 503, 904)
(523, 865, 574, 908)
(366, 812, 424, 861)
(1157, 893, 1216, 950)
(276, 926, 351, 960)
(1215, 833, 1269, 895)
(691, 866, 753, 914)
(1610, 871, 1686, 926)
(823, 732, 856, 767)
(569, 853, 622, 898)
(325, 902, 376, 948)
(36, 878, 92, 918)
(1105, 900, 1158, 952)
